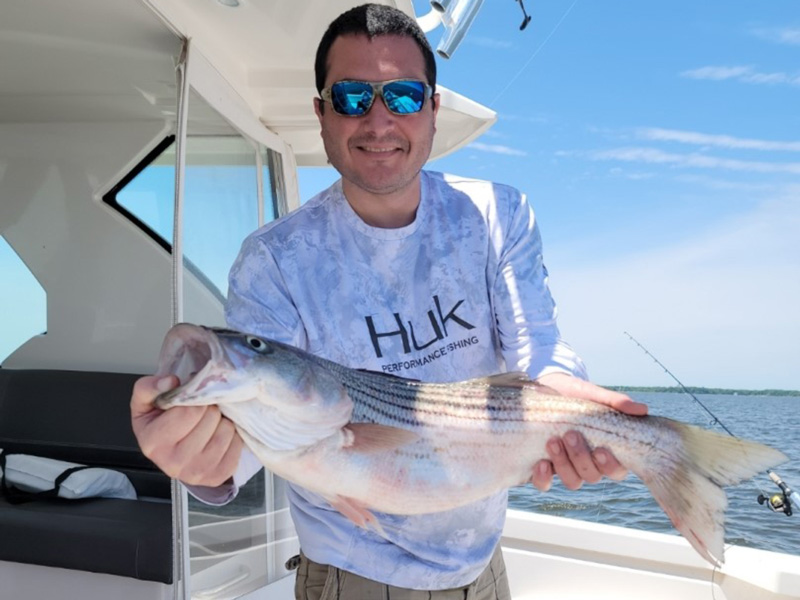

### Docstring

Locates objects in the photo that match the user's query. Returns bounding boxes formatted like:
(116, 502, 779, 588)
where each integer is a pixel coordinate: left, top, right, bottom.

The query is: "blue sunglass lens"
(329, 81, 427, 116)
(382, 81, 426, 114)
(330, 82, 374, 116)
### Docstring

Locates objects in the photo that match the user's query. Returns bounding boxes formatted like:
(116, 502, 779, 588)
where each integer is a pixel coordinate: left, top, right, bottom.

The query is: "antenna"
(516, 0, 532, 30)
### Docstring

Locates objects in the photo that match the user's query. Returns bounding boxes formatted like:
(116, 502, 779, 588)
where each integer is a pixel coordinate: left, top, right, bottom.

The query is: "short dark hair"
(314, 3, 437, 95)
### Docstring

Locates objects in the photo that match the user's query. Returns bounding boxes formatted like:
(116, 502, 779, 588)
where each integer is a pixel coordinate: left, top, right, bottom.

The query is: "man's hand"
(131, 375, 244, 487)
(530, 372, 648, 492)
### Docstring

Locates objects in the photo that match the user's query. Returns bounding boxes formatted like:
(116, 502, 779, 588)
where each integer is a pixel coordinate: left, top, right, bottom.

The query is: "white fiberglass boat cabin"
(1, 1, 798, 599)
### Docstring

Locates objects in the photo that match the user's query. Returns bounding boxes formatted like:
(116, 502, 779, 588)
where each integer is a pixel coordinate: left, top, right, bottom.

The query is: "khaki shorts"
(294, 545, 511, 600)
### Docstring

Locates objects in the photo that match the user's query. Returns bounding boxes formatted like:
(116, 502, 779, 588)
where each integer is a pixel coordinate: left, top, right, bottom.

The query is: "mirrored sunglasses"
(320, 79, 433, 116)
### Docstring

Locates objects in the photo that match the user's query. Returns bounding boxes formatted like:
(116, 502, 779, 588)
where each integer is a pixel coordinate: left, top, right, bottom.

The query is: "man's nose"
(361, 93, 397, 129)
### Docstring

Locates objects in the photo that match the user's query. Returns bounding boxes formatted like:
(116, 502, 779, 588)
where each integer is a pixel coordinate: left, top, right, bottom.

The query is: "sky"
(300, 0, 800, 390)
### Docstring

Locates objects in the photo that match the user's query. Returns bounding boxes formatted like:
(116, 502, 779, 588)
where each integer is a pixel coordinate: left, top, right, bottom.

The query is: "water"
(508, 392, 800, 557)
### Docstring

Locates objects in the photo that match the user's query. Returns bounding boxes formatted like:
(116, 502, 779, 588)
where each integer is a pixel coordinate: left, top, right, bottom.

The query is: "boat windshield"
(107, 135, 280, 301)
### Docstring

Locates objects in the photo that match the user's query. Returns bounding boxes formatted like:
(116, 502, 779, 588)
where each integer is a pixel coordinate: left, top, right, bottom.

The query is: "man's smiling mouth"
(359, 146, 401, 154)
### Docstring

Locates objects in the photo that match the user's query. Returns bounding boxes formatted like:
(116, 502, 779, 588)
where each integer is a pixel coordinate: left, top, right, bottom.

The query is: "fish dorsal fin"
(357, 368, 421, 383)
(485, 372, 532, 387)
(480, 372, 562, 396)
(342, 423, 419, 453)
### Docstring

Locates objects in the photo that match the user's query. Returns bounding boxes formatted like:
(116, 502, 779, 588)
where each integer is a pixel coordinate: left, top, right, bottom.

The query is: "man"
(132, 4, 646, 598)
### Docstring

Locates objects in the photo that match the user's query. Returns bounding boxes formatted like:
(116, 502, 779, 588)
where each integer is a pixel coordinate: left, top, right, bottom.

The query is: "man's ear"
(431, 93, 440, 115)
(313, 97, 325, 121)
(431, 92, 440, 132)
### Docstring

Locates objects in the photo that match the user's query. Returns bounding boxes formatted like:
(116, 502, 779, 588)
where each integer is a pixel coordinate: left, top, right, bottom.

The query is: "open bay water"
(508, 391, 800, 557)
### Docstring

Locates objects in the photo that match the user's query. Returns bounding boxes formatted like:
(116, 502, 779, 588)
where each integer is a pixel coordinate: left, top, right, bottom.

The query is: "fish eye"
(246, 335, 272, 354)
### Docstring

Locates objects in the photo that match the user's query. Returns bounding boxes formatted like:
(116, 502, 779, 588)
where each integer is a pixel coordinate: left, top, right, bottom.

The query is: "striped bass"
(155, 323, 787, 566)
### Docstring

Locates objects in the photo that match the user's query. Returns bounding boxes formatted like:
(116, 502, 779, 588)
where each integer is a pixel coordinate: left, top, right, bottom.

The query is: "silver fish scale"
(324, 363, 646, 448)
(273, 342, 660, 454)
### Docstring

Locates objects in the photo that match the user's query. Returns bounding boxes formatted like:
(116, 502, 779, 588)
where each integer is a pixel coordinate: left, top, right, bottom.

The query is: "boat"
(1, 1, 798, 599)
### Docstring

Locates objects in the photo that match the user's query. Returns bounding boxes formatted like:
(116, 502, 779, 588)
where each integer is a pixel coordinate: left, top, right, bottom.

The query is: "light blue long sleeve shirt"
(218, 170, 586, 589)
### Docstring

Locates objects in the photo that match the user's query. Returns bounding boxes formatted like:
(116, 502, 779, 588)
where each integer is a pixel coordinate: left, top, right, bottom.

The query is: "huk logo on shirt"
(365, 295, 476, 359)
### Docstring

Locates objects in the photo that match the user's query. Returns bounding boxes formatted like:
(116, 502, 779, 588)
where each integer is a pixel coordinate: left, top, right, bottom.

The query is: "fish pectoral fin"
(342, 423, 418, 453)
(328, 495, 386, 536)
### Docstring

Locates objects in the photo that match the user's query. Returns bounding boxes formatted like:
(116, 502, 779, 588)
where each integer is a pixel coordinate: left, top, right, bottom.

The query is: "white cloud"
(548, 194, 800, 390)
(467, 36, 513, 50)
(680, 65, 800, 86)
(609, 166, 655, 180)
(681, 65, 752, 80)
(590, 147, 800, 175)
(671, 174, 784, 193)
(751, 26, 800, 46)
(468, 142, 527, 157)
(481, 129, 510, 140)
(636, 128, 800, 152)
(777, 27, 800, 45)
(744, 71, 796, 85)
(498, 113, 549, 124)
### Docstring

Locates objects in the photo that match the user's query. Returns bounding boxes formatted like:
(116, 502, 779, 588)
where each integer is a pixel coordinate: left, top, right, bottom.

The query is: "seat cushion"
(0, 495, 172, 583)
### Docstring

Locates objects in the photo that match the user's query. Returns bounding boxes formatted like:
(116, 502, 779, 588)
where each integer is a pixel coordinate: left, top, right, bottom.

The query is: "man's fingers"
(130, 375, 178, 418)
(130, 374, 243, 487)
(531, 460, 553, 492)
(164, 407, 222, 477)
(531, 428, 630, 491)
(566, 379, 647, 415)
(562, 432, 604, 486)
(136, 404, 208, 455)
(601, 394, 648, 416)
(198, 425, 245, 487)
(593, 447, 628, 481)
(536, 373, 649, 416)
(173, 411, 243, 486)
(545, 437, 583, 490)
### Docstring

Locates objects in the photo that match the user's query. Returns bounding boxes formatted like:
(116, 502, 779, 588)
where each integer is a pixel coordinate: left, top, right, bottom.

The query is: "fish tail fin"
(639, 418, 787, 565)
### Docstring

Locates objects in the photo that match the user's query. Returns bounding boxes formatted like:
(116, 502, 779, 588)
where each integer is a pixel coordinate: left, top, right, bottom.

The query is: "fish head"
(154, 324, 353, 449)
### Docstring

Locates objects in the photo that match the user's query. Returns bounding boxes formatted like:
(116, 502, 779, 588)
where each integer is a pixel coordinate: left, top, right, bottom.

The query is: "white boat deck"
(502, 510, 800, 600)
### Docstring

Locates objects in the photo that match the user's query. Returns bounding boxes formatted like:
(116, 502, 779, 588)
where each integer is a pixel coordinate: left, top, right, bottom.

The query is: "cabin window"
(0, 236, 47, 364)
(106, 135, 285, 300)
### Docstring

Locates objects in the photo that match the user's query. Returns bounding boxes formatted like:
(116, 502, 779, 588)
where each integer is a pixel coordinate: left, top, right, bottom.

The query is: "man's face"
(314, 34, 439, 199)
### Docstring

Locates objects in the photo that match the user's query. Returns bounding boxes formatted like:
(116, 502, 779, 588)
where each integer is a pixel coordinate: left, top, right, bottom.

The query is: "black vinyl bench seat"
(0, 368, 173, 583)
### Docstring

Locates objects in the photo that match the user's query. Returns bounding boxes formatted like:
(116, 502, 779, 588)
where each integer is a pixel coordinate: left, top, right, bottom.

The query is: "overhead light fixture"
(430, 0, 456, 12)
(217, 0, 240, 7)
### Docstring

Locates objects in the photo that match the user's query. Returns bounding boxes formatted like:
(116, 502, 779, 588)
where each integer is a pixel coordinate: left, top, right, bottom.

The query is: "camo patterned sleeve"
(225, 233, 307, 348)
(488, 185, 589, 381)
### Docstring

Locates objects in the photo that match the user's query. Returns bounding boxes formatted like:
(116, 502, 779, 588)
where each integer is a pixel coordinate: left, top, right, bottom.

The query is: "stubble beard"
(330, 133, 433, 197)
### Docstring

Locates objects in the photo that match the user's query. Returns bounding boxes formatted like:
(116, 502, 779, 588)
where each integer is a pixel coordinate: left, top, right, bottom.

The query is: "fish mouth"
(155, 323, 233, 408)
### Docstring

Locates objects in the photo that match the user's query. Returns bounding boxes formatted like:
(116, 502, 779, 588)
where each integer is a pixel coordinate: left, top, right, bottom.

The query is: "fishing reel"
(757, 472, 796, 517)
(758, 492, 792, 516)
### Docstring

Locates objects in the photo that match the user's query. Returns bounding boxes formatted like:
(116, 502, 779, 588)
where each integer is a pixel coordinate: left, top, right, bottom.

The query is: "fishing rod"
(624, 331, 799, 517)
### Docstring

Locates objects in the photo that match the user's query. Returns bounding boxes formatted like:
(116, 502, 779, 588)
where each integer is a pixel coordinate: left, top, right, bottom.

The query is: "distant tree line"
(606, 386, 800, 397)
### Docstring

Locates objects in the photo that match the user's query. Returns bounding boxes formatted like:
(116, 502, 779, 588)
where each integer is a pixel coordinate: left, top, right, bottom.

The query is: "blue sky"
(302, 0, 800, 390)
